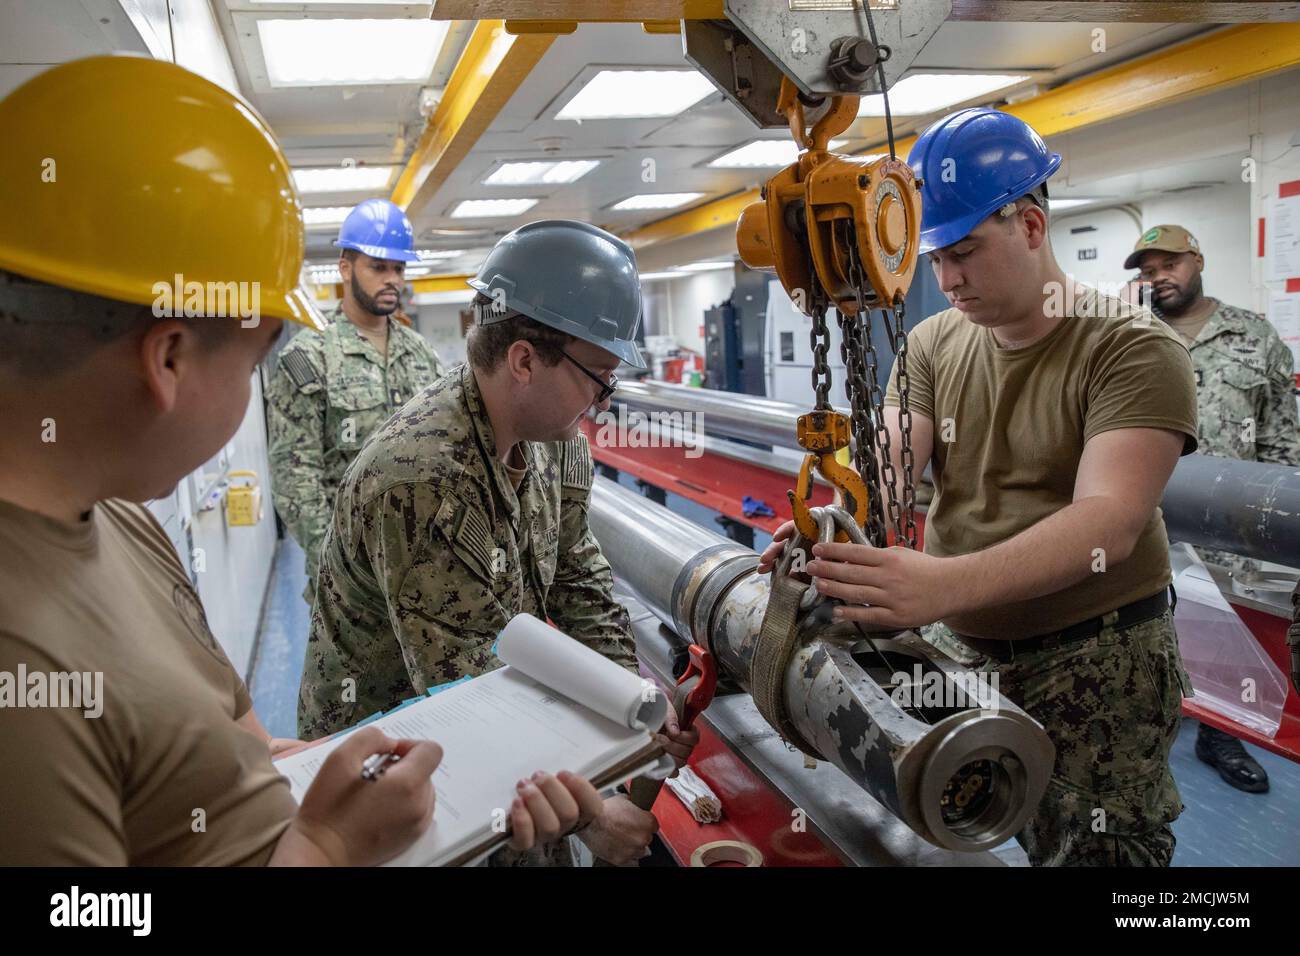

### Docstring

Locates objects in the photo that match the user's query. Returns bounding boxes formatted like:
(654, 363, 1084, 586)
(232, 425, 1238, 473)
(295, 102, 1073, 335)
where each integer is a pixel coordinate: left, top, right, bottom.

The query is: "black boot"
(1196, 723, 1269, 793)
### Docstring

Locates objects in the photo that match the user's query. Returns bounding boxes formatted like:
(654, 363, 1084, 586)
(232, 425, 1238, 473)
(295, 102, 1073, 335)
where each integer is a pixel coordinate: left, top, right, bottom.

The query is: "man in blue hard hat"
(299, 220, 698, 866)
(760, 108, 1200, 866)
(267, 198, 446, 601)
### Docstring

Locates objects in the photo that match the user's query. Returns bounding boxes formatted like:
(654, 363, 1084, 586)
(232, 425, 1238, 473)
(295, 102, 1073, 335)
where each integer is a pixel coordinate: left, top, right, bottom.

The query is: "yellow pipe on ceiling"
(426, 1, 1298, 23)
(409, 274, 477, 294)
(390, 20, 558, 216)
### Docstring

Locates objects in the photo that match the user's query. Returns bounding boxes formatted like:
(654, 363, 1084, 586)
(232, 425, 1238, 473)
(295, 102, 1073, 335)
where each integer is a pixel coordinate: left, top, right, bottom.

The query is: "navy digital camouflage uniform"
(296, 363, 636, 864)
(925, 614, 1190, 866)
(266, 306, 444, 597)
(1178, 302, 1300, 570)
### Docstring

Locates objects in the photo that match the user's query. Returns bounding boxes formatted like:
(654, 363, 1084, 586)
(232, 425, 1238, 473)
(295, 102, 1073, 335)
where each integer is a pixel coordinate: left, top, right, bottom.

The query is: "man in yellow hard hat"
(0, 54, 602, 865)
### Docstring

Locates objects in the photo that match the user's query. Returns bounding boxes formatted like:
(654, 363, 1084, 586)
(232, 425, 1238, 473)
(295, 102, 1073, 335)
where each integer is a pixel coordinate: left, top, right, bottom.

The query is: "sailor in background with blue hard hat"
(267, 197, 446, 602)
(760, 107, 1201, 866)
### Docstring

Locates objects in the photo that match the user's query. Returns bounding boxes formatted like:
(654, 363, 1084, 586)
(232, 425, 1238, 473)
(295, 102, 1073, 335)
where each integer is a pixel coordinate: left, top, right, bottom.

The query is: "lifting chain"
(808, 292, 833, 411)
(847, 236, 917, 549)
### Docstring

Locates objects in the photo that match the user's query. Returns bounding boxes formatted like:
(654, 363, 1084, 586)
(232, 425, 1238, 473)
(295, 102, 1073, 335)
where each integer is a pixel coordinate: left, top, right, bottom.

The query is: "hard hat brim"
(334, 240, 423, 263)
(466, 275, 648, 370)
(286, 287, 329, 331)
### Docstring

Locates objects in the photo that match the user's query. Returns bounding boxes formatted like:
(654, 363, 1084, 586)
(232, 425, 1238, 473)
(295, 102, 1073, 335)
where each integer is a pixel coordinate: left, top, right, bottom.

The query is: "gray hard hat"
(467, 219, 647, 370)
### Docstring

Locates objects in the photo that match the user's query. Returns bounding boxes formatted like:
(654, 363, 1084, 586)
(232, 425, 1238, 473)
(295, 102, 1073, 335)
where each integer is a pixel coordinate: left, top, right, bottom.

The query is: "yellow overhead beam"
(390, 20, 557, 215)
(428, 1, 1299, 23)
(431, 1, 724, 21)
(623, 23, 1300, 250)
(410, 274, 476, 294)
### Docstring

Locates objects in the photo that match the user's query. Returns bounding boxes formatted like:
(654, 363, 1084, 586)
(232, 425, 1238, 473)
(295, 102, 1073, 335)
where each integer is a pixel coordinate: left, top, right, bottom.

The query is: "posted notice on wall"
(1270, 291, 1300, 389)
(1268, 192, 1300, 282)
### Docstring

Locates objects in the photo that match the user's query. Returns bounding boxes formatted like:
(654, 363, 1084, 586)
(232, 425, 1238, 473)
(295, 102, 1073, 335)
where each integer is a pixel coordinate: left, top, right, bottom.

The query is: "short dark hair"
(465, 293, 574, 371)
(0, 269, 231, 378)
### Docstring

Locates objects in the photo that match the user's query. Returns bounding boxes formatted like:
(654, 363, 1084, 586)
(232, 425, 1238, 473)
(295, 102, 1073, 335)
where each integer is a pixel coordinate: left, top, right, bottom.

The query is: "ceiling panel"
(401, 19, 1215, 256)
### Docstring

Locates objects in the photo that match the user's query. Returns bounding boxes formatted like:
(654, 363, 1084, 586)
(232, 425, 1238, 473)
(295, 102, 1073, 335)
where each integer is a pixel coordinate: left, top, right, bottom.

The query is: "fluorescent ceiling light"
(1049, 199, 1099, 210)
(302, 206, 352, 228)
(293, 166, 395, 193)
(417, 249, 466, 261)
(678, 260, 734, 272)
(611, 192, 703, 211)
(556, 70, 714, 120)
(483, 160, 600, 186)
(857, 73, 1029, 116)
(258, 19, 448, 87)
(640, 271, 688, 281)
(306, 268, 342, 285)
(709, 139, 847, 168)
(450, 198, 540, 218)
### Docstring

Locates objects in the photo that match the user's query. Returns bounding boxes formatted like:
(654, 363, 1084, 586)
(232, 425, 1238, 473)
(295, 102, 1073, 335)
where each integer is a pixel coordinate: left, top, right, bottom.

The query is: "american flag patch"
(280, 350, 319, 389)
(456, 504, 495, 572)
(561, 436, 592, 491)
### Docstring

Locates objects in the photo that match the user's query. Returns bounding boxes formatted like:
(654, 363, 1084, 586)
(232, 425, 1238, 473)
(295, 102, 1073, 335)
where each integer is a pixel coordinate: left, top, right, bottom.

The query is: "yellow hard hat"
(0, 54, 325, 331)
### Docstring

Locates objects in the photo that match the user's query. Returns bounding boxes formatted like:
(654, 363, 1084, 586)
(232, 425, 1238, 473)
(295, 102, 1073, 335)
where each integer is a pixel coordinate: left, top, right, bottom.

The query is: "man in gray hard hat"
(298, 220, 695, 866)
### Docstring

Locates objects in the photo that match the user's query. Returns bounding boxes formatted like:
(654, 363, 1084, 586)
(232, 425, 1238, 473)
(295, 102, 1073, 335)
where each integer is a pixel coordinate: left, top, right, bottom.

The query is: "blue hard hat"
(908, 108, 1061, 254)
(334, 198, 421, 262)
(468, 220, 647, 370)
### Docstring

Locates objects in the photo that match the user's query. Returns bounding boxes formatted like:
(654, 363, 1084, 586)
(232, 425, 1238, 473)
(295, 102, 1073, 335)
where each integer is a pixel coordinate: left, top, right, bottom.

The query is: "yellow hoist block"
(735, 77, 921, 317)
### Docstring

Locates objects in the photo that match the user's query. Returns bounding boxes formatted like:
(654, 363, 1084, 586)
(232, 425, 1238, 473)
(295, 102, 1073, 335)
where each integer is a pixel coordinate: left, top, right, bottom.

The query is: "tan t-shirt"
(0, 498, 297, 864)
(885, 287, 1198, 639)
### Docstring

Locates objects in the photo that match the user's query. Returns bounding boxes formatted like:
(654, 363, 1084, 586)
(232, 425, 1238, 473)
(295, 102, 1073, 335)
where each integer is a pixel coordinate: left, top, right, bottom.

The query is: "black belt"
(957, 587, 1173, 661)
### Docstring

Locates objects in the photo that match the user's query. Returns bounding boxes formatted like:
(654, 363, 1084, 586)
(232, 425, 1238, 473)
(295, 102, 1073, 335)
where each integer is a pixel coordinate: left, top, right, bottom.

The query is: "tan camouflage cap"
(1124, 224, 1202, 270)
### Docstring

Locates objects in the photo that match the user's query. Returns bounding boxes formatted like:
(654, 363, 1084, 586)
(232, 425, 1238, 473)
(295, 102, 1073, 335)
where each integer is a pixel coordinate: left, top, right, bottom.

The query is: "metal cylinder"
(613, 383, 1300, 568)
(614, 379, 843, 448)
(1160, 454, 1300, 567)
(590, 476, 1054, 853)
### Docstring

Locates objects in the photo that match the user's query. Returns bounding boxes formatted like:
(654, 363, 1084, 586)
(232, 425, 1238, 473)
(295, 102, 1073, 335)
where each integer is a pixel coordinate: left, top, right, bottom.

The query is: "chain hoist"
(731, 3, 926, 759)
(737, 75, 920, 550)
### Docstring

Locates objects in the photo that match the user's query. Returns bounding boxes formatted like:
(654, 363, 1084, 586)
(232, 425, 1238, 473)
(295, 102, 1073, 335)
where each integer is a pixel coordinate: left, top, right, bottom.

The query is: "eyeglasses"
(559, 349, 618, 404)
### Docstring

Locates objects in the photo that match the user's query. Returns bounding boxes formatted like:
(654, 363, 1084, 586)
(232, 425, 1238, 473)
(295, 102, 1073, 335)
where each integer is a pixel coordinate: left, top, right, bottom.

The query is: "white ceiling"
(0, 2, 1232, 274)
(381, 18, 1213, 272)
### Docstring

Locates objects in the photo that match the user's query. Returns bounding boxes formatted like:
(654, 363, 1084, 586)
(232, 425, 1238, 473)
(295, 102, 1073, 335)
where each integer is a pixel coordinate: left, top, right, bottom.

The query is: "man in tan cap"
(1125, 224, 1300, 795)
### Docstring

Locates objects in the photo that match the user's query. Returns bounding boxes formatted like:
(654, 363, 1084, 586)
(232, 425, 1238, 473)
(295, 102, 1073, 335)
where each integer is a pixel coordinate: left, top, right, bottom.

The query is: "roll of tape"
(689, 839, 764, 868)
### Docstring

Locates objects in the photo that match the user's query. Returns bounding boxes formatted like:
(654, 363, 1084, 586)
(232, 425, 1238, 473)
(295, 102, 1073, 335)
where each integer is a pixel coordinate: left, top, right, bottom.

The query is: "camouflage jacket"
(297, 363, 635, 739)
(1183, 301, 1300, 464)
(266, 306, 444, 585)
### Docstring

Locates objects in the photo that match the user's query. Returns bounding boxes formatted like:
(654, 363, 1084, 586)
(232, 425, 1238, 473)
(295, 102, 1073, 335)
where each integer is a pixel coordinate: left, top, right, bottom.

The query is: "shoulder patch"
(279, 349, 320, 389)
(455, 502, 495, 570)
(561, 435, 593, 492)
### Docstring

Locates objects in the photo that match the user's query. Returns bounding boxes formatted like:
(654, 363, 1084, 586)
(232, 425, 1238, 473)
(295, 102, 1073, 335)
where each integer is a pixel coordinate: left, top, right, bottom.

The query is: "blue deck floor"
(249, 476, 1300, 866)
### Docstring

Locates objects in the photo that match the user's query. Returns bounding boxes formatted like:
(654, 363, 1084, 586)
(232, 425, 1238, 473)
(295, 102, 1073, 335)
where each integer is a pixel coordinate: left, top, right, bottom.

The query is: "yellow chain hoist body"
(735, 78, 922, 543)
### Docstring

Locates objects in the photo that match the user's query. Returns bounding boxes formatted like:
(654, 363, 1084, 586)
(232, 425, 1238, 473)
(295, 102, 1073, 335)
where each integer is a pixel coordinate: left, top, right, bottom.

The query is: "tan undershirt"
(503, 445, 527, 491)
(357, 322, 389, 358)
(1162, 297, 1218, 347)
(0, 498, 297, 864)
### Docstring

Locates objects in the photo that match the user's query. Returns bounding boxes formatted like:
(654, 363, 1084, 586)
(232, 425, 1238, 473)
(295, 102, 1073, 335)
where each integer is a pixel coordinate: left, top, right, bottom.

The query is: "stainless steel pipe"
(590, 476, 1054, 853)
(613, 380, 1300, 567)
(614, 379, 845, 448)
